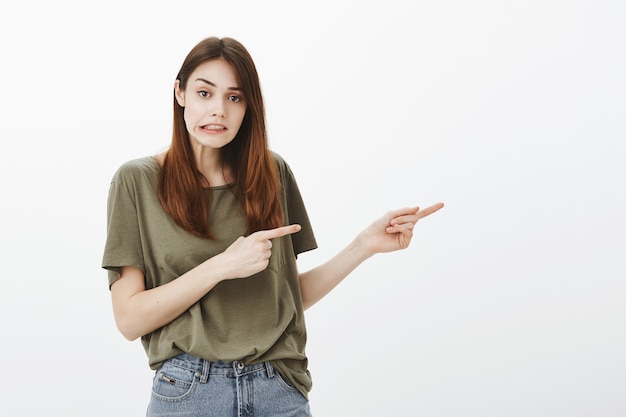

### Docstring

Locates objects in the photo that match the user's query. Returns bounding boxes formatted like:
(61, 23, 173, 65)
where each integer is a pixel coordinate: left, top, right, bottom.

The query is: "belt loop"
(265, 361, 274, 378)
(198, 359, 210, 383)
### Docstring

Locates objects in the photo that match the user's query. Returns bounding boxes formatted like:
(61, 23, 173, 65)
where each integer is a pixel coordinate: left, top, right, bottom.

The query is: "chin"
(192, 136, 236, 150)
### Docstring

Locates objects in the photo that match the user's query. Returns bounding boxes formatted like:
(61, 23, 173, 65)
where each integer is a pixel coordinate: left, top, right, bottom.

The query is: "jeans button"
(237, 362, 245, 370)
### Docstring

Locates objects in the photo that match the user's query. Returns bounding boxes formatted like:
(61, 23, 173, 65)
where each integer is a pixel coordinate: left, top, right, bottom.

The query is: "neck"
(194, 147, 231, 187)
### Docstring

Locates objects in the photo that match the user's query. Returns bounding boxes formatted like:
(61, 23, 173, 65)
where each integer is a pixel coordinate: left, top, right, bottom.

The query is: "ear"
(174, 80, 185, 107)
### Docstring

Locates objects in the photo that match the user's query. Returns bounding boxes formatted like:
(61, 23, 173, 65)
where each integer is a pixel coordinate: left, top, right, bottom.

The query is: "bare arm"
(299, 203, 444, 310)
(110, 224, 301, 340)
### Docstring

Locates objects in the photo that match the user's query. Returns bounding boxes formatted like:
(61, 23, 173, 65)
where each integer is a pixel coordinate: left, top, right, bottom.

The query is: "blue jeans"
(146, 353, 313, 417)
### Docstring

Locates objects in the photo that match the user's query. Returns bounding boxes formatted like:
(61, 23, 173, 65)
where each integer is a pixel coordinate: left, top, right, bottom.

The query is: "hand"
(221, 224, 301, 279)
(357, 203, 444, 256)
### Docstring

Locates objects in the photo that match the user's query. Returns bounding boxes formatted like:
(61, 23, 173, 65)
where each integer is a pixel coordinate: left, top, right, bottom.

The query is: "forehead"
(188, 58, 240, 87)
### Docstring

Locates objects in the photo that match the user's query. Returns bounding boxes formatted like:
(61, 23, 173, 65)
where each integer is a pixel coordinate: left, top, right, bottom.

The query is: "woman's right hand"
(219, 224, 301, 279)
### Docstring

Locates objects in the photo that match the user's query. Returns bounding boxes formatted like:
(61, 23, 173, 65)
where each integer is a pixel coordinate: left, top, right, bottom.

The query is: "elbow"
(301, 300, 315, 311)
(119, 328, 141, 342)
(114, 315, 144, 341)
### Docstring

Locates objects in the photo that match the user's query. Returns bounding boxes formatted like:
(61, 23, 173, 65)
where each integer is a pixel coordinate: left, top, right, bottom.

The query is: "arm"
(111, 260, 223, 341)
(299, 203, 444, 310)
(111, 224, 301, 341)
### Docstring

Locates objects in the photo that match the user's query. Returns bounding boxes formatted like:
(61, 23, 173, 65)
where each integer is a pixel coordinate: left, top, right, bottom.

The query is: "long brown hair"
(158, 37, 283, 238)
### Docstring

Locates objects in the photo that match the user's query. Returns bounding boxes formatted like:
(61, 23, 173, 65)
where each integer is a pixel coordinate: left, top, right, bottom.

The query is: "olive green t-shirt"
(101, 153, 317, 397)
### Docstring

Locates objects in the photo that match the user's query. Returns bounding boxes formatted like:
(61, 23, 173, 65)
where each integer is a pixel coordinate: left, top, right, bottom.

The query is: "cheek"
(182, 111, 193, 133)
(234, 106, 247, 127)
(183, 106, 200, 129)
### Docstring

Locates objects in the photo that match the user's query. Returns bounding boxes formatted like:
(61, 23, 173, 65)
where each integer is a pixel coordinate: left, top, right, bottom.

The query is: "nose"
(209, 99, 227, 118)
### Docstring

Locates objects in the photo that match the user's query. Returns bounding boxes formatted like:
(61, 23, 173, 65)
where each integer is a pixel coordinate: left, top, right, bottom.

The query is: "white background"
(0, 1, 624, 416)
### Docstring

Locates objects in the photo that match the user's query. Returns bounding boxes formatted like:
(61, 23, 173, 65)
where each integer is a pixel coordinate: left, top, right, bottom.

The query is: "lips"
(202, 124, 226, 131)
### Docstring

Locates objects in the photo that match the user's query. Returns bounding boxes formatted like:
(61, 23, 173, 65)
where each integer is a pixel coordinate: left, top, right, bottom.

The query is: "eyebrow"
(194, 77, 242, 91)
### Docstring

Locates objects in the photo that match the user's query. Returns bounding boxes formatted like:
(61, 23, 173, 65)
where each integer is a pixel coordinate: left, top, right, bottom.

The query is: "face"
(175, 59, 247, 153)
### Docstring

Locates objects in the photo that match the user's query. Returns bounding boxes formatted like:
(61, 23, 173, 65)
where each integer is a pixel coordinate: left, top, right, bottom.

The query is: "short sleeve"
(101, 164, 146, 288)
(274, 153, 317, 256)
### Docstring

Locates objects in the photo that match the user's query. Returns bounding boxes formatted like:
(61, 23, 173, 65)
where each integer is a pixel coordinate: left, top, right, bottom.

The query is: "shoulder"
(110, 156, 160, 185)
(270, 151, 297, 187)
(270, 150, 287, 169)
(270, 151, 295, 179)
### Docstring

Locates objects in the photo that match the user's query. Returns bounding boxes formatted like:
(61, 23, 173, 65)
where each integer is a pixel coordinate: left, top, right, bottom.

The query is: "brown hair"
(158, 37, 283, 238)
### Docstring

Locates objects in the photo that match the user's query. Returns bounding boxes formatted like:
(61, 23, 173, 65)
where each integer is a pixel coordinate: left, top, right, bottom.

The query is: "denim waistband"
(163, 352, 274, 383)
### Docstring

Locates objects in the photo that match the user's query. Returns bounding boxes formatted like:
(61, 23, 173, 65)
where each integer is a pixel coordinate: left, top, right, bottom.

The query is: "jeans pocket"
(274, 369, 299, 393)
(151, 362, 196, 402)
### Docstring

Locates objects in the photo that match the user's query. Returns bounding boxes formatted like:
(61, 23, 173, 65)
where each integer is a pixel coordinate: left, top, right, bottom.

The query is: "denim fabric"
(146, 353, 312, 417)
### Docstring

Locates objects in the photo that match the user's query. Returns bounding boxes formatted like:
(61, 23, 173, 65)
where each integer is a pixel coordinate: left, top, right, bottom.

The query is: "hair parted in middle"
(158, 36, 284, 238)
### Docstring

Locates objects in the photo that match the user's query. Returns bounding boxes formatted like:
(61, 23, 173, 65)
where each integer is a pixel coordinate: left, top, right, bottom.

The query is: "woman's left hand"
(356, 202, 444, 256)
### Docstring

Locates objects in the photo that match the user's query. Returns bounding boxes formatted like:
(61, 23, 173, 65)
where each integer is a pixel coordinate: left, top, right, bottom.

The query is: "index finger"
(416, 202, 445, 220)
(254, 224, 302, 240)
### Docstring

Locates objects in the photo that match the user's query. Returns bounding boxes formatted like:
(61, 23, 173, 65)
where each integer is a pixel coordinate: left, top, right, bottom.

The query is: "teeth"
(205, 125, 225, 130)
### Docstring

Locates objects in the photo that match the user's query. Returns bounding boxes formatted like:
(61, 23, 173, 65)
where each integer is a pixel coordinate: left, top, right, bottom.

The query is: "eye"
(228, 95, 243, 103)
(198, 90, 210, 98)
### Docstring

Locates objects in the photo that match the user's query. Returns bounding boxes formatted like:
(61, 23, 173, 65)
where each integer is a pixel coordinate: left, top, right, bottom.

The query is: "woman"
(102, 36, 443, 417)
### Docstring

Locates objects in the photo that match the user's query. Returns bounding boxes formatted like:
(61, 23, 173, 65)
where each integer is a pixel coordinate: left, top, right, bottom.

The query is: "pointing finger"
(254, 224, 302, 240)
(416, 202, 445, 220)
(390, 202, 444, 226)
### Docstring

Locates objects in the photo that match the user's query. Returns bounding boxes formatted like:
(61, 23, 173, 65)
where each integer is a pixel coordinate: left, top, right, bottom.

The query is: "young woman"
(102, 36, 443, 417)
